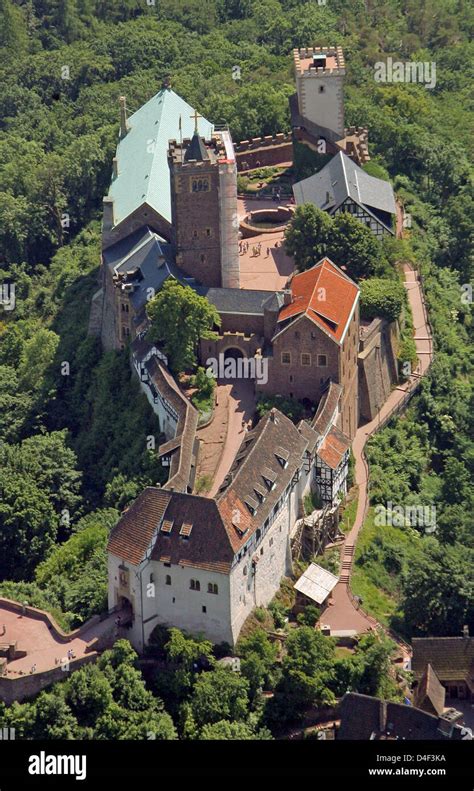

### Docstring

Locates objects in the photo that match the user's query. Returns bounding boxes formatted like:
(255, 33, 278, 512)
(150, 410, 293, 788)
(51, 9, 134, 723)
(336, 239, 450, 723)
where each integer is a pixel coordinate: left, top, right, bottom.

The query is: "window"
(301, 353, 311, 366)
(202, 606, 207, 613)
(311, 331, 317, 340)
(149, 573, 155, 584)
(281, 351, 291, 365)
(294, 331, 300, 339)
(269, 537, 274, 546)
(191, 177, 209, 192)
(319, 85, 325, 93)
(193, 229, 198, 238)
(164, 562, 171, 568)
(200, 254, 206, 263)
(190, 579, 200, 591)
(260, 547, 264, 556)
(165, 575, 171, 585)
(121, 303, 129, 313)
(205, 228, 212, 237)
(208, 583, 218, 595)
(289, 374, 293, 383)
(317, 354, 327, 367)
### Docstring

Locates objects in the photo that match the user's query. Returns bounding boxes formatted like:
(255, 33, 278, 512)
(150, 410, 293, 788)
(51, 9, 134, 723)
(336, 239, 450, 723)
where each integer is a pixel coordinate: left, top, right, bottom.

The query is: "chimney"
(102, 196, 115, 232)
(283, 288, 292, 306)
(119, 96, 128, 138)
(463, 625, 469, 638)
(112, 157, 119, 178)
(162, 75, 171, 90)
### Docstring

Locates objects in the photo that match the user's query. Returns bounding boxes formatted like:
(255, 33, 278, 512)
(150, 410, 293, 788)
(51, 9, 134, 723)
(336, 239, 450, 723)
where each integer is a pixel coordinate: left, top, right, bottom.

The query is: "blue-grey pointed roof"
(108, 88, 213, 227)
(103, 226, 186, 312)
(293, 151, 396, 218)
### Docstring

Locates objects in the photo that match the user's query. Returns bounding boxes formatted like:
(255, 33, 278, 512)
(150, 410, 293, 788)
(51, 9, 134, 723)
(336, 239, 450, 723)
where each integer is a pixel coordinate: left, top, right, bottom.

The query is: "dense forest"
(0, 0, 472, 737)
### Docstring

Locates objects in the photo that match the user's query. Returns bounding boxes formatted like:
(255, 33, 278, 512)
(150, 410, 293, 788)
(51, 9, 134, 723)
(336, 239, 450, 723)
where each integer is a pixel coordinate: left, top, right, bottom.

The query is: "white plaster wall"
(140, 559, 232, 646)
(229, 500, 293, 643)
(299, 73, 344, 138)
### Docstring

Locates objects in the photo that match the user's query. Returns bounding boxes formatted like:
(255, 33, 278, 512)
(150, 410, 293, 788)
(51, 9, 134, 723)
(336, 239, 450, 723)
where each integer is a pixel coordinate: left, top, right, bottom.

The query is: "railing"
(345, 260, 434, 656)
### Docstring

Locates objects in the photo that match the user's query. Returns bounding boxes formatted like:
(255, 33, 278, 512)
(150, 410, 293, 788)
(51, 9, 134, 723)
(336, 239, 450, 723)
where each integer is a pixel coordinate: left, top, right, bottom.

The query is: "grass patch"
(195, 474, 213, 494)
(351, 507, 422, 632)
(340, 488, 358, 534)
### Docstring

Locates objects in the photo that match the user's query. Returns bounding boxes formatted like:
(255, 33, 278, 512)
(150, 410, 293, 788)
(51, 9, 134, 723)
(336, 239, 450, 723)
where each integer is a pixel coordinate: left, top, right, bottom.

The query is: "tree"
(189, 667, 250, 727)
(327, 212, 388, 280)
(360, 278, 405, 322)
(266, 627, 336, 726)
(238, 628, 278, 699)
(284, 204, 332, 270)
(146, 280, 220, 373)
(200, 720, 272, 739)
(402, 542, 474, 636)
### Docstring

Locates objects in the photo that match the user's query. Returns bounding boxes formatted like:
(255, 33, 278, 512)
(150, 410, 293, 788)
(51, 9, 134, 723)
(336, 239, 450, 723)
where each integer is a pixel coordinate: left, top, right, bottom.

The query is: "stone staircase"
(339, 543, 354, 584)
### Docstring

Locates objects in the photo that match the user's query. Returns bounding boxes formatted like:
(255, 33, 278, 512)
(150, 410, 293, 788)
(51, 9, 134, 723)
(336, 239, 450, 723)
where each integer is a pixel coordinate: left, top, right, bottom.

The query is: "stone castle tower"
(168, 115, 240, 288)
(293, 46, 345, 143)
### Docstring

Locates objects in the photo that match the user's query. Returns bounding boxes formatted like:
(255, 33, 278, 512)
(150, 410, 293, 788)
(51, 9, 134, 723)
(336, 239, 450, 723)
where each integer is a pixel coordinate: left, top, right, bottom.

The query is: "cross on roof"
(190, 109, 203, 135)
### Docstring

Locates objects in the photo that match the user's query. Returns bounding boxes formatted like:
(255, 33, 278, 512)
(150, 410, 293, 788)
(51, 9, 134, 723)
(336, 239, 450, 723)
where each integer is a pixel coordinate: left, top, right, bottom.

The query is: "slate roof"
(103, 226, 184, 312)
(412, 637, 474, 689)
(277, 258, 359, 345)
(108, 88, 213, 227)
(293, 151, 396, 224)
(107, 488, 234, 573)
(338, 693, 465, 741)
(217, 409, 308, 552)
(414, 664, 446, 717)
(317, 425, 351, 470)
(196, 287, 278, 315)
(184, 132, 210, 162)
(297, 420, 320, 454)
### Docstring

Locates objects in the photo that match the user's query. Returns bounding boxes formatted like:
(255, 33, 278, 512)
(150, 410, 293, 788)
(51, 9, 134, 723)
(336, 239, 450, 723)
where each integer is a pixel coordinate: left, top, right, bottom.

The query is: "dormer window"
(275, 447, 289, 469)
(244, 495, 258, 516)
(262, 467, 277, 490)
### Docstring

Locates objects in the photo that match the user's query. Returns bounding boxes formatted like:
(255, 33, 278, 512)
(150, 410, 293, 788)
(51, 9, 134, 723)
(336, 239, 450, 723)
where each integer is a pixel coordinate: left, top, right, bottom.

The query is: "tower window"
(191, 177, 209, 192)
(205, 228, 212, 237)
(317, 354, 327, 367)
(281, 351, 291, 365)
(301, 353, 311, 366)
(319, 85, 325, 94)
(200, 254, 206, 263)
(202, 605, 207, 613)
(165, 575, 171, 585)
(193, 229, 198, 238)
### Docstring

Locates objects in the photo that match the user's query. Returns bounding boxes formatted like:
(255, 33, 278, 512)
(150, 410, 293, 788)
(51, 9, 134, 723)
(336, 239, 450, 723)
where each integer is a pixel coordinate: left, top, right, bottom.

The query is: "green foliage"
(256, 393, 306, 423)
(360, 277, 405, 322)
(189, 666, 250, 727)
(147, 281, 220, 373)
(0, 639, 177, 740)
(285, 204, 390, 279)
(190, 366, 216, 414)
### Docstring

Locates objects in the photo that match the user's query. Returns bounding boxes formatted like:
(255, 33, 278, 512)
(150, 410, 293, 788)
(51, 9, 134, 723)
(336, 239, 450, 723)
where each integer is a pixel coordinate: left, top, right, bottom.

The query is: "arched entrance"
(223, 346, 244, 362)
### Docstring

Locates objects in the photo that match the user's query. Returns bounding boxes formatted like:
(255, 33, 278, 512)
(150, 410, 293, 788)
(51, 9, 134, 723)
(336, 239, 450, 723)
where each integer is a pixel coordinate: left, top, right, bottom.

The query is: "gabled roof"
(107, 488, 234, 573)
(103, 226, 184, 312)
(317, 425, 351, 470)
(414, 664, 446, 717)
(196, 287, 277, 315)
(108, 88, 213, 226)
(292, 151, 396, 220)
(217, 409, 308, 552)
(277, 258, 359, 345)
(412, 637, 474, 688)
(294, 562, 339, 604)
(108, 487, 171, 566)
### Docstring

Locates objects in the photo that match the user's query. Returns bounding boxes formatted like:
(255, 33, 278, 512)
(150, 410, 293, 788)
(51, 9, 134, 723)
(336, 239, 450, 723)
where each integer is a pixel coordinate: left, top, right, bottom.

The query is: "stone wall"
(358, 317, 399, 422)
(234, 134, 293, 171)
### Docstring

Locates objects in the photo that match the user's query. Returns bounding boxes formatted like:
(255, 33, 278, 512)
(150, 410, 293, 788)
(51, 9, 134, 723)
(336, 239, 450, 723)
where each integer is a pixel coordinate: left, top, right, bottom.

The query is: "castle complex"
(90, 47, 399, 649)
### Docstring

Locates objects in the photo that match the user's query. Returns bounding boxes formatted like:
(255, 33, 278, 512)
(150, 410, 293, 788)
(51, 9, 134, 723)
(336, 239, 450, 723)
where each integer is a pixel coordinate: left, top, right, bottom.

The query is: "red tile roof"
(278, 258, 359, 344)
(317, 425, 351, 470)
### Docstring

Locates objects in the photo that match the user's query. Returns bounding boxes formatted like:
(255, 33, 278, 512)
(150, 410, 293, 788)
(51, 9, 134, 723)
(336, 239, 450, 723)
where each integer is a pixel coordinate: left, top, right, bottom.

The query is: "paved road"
(321, 263, 433, 636)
